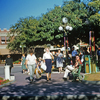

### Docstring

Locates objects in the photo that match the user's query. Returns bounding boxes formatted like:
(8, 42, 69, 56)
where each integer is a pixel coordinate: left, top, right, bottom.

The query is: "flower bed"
(13, 60, 21, 64)
(0, 77, 9, 85)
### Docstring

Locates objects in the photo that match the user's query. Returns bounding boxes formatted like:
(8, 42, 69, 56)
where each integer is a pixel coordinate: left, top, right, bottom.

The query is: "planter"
(0, 80, 15, 88)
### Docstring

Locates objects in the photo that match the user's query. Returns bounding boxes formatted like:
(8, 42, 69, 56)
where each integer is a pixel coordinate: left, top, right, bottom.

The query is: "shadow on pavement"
(0, 77, 100, 100)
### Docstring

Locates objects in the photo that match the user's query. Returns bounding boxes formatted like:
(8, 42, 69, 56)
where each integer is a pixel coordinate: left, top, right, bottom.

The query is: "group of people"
(20, 46, 85, 83)
(63, 46, 83, 80)
(21, 48, 64, 83)
(5, 46, 85, 84)
(5, 45, 100, 84)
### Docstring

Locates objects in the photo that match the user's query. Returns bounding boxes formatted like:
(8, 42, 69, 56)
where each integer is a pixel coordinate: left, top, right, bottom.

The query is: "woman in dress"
(56, 49, 63, 73)
(43, 48, 54, 81)
(21, 54, 27, 74)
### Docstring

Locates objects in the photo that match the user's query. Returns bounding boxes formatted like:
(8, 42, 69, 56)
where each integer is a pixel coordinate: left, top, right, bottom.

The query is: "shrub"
(0, 77, 9, 85)
(13, 60, 20, 64)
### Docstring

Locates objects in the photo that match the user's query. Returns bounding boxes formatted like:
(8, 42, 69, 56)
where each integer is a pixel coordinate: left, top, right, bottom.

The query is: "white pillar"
(4, 65, 10, 80)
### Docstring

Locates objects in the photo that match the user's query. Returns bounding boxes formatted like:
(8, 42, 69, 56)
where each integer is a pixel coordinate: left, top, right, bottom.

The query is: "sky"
(0, 0, 65, 30)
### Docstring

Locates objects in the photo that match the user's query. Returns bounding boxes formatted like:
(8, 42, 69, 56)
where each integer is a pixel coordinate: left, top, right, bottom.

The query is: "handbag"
(41, 62, 47, 71)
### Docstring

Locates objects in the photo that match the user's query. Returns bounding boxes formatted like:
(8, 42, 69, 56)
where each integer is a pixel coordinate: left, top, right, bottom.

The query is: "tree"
(7, 17, 39, 52)
(62, 1, 89, 45)
(7, 0, 100, 52)
(37, 6, 63, 45)
(88, 0, 100, 45)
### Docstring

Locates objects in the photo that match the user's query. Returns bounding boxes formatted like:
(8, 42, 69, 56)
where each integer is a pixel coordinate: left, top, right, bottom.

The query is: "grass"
(84, 72, 100, 81)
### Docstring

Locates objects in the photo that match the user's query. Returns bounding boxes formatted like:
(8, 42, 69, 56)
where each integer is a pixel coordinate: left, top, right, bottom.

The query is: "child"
(35, 57, 43, 79)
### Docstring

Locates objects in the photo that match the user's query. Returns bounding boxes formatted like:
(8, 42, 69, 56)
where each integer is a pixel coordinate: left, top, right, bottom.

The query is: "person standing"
(35, 57, 43, 79)
(5, 55, 14, 75)
(43, 48, 54, 81)
(26, 49, 37, 83)
(38, 57, 42, 68)
(72, 47, 78, 65)
(21, 54, 27, 74)
(56, 49, 63, 73)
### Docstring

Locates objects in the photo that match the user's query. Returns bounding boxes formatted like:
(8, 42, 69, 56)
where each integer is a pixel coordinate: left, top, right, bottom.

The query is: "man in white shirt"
(26, 49, 37, 83)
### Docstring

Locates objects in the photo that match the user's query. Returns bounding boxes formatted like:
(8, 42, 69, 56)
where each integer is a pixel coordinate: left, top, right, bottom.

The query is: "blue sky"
(0, 0, 64, 30)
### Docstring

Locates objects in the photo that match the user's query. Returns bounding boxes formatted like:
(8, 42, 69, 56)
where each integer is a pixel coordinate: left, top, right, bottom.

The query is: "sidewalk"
(0, 71, 100, 98)
(0, 64, 21, 67)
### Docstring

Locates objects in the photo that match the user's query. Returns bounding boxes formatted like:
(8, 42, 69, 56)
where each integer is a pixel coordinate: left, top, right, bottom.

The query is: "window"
(1, 37, 5, 44)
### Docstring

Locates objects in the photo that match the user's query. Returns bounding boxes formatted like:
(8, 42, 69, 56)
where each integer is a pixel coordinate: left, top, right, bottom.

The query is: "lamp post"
(59, 17, 73, 64)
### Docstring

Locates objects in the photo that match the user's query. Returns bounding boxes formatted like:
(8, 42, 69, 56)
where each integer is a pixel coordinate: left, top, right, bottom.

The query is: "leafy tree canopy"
(7, 0, 100, 51)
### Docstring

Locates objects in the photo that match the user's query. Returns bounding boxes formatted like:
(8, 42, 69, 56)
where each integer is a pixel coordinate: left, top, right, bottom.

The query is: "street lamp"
(59, 17, 73, 64)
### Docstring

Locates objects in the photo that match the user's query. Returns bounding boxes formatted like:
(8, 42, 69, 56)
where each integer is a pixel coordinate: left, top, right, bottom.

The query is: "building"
(0, 28, 21, 63)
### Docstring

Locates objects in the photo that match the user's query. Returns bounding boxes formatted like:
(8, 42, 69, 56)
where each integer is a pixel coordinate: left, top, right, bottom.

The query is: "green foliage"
(88, 0, 100, 44)
(13, 60, 20, 64)
(0, 77, 3, 80)
(84, 74, 88, 80)
(7, 17, 39, 51)
(88, 0, 100, 13)
(0, 77, 9, 85)
(7, 0, 100, 52)
(38, 6, 63, 42)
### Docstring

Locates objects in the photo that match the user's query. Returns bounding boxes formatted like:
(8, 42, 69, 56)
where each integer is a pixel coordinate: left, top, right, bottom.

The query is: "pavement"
(0, 64, 100, 100)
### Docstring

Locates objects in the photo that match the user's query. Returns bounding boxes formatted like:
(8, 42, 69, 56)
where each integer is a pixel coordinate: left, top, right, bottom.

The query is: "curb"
(0, 80, 15, 88)
(82, 80, 100, 85)
(82, 73, 100, 85)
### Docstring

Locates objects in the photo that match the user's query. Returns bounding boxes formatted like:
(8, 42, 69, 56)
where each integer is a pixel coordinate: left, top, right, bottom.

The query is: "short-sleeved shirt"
(72, 50, 77, 57)
(43, 52, 52, 60)
(97, 50, 100, 56)
(26, 54, 36, 65)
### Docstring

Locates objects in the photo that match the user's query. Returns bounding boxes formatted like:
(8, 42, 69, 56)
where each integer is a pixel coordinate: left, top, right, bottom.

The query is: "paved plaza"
(0, 64, 100, 99)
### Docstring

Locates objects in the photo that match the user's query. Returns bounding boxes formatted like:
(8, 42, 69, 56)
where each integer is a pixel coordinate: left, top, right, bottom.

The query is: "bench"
(72, 64, 83, 82)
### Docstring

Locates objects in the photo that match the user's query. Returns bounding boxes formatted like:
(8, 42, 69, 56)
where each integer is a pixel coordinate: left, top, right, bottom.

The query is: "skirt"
(45, 59, 52, 73)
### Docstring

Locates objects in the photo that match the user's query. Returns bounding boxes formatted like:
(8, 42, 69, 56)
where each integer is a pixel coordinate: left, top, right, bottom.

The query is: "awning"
(80, 43, 88, 47)
(0, 49, 10, 55)
(0, 49, 22, 55)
